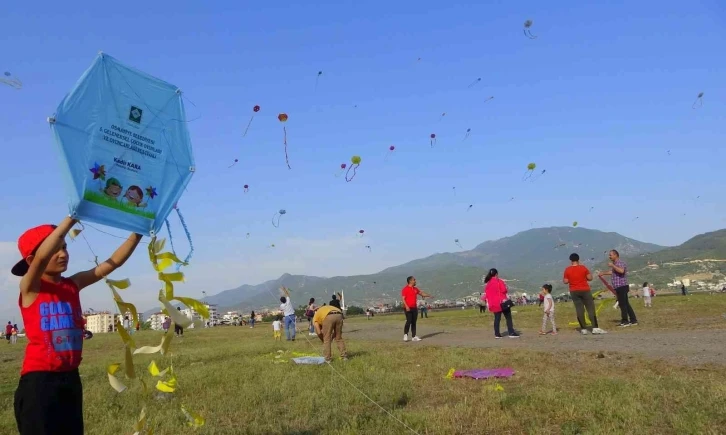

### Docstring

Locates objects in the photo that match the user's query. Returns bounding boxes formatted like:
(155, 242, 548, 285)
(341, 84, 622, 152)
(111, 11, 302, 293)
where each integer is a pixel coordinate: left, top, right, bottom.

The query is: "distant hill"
(186, 227, 666, 314)
(598, 229, 726, 288)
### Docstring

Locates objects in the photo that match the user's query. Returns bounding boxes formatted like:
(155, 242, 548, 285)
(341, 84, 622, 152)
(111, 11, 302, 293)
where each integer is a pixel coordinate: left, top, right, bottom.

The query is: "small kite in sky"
(452, 187, 456, 196)
(455, 239, 463, 249)
(1, 71, 22, 89)
(246, 233, 250, 239)
(336, 163, 347, 177)
(243, 184, 249, 193)
(278, 113, 291, 169)
(467, 204, 473, 212)
(523, 20, 537, 39)
(315, 71, 323, 90)
(467, 78, 482, 88)
(463, 128, 471, 141)
(572, 221, 578, 227)
(692, 92, 704, 109)
(272, 209, 287, 228)
(228, 159, 239, 168)
(439, 112, 446, 122)
(346, 156, 361, 182)
(357, 229, 365, 237)
(522, 163, 537, 181)
(243, 105, 260, 137)
(589, 206, 594, 212)
(430, 133, 437, 147)
(365, 245, 372, 252)
(385, 145, 395, 161)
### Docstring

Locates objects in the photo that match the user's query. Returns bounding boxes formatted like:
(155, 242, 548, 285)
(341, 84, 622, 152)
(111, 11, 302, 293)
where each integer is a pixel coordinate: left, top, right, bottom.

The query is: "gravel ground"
(346, 321, 726, 366)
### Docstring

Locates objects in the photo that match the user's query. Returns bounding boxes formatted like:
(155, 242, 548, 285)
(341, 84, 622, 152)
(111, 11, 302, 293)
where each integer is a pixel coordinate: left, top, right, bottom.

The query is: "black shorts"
(5, 333, 10, 341)
(14, 369, 83, 435)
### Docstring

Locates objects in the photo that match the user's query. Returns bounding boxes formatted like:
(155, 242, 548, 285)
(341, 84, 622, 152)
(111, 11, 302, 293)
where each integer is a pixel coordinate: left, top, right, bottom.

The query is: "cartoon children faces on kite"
(124, 185, 147, 208)
(102, 178, 123, 200)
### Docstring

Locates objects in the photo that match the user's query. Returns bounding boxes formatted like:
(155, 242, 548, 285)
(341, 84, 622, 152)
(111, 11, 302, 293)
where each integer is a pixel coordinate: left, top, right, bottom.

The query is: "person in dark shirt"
(329, 294, 342, 309)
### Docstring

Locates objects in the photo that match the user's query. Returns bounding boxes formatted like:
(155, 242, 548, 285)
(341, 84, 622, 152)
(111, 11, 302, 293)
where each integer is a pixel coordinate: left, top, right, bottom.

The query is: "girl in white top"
(539, 284, 557, 335)
(642, 282, 652, 307)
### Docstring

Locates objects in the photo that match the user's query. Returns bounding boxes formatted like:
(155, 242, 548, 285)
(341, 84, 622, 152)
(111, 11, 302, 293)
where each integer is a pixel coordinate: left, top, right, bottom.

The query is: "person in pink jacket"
(483, 268, 520, 339)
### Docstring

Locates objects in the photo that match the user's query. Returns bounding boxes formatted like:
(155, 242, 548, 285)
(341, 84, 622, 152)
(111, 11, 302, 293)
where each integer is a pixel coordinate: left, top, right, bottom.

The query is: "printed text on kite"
(278, 113, 291, 169)
(243, 105, 260, 137)
(272, 209, 287, 228)
(692, 92, 704, 109)
(523, 20, 537, 39)
(48, 52, 195, 235)
(1, 71, 22, 89)
(346, 156, 361, 182)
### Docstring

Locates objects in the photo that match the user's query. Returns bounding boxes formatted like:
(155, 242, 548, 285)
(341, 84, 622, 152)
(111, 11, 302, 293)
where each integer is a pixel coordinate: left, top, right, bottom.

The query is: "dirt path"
(345, 322, 726, 366)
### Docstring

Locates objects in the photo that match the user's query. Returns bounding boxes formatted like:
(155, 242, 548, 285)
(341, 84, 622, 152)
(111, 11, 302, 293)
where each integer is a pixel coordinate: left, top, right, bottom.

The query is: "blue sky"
(1, 0, 725, 321)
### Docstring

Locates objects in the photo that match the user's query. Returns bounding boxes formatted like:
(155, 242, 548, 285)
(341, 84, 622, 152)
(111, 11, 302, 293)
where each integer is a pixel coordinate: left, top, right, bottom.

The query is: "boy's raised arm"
(20, 217, 77, 297)
(70, 233, 143, 290)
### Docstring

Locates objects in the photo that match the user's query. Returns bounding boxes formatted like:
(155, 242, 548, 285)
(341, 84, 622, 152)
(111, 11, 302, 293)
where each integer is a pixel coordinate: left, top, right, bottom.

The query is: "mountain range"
(175, 227, 681, 313)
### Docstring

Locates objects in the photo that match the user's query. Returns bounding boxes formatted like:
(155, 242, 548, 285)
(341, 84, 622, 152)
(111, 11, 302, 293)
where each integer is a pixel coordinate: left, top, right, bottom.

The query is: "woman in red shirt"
(483, 268, 519, 338)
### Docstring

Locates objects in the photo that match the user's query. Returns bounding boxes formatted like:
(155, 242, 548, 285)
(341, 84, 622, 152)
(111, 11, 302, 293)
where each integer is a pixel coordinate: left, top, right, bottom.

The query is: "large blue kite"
(48, 52, 195, 236)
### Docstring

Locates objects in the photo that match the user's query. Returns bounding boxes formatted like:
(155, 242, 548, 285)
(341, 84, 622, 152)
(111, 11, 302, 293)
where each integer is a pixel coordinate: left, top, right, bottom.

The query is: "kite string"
(283, 126, 291, 169)
(173, 207, 194, 271)
(298, 329, 421, 435)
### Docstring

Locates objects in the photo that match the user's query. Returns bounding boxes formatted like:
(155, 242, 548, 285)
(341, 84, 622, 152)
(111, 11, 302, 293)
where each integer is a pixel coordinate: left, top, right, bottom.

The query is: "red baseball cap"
(11, 225, 57, 277)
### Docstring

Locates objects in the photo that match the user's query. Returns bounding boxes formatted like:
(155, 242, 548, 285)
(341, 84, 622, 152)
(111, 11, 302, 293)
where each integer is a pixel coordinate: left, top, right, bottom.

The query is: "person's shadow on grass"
(419, 331, 447, 339)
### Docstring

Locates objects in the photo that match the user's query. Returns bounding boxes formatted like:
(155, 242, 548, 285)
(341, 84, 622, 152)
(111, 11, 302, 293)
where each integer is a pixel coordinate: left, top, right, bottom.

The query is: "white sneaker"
(580, 329, 589, 335)
(403, 334, 408, 342)
(592, 328, 608, 334)
(412, 336, 422, 342)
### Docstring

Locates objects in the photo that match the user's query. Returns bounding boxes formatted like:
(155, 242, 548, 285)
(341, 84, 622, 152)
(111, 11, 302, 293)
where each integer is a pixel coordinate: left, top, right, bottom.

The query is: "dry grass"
(1, 294, 725, 434)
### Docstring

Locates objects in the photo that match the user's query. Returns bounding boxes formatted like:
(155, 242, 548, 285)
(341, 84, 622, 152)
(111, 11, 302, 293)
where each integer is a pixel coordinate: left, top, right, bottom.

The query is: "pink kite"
(453, 368, 515, 380)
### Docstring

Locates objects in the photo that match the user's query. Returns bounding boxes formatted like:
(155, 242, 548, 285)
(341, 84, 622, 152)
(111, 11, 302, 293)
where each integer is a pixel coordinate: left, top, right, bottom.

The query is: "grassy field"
(83, 190, 155, 219)
(1, 294, 725, 434)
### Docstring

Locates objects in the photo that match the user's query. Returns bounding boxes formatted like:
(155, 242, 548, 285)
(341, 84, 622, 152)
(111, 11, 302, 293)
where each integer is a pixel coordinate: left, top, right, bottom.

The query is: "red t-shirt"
(564, 265, 591, 291)
(401, 285, 421, 309)
(5, 324, 12, 335)
(19, 278, 84, 375)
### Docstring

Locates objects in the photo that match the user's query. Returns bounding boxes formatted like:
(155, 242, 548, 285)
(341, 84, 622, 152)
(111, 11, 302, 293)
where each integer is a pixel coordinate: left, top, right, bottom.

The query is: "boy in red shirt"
(11, 217, 142, 434)
(563, 253, 607, 335)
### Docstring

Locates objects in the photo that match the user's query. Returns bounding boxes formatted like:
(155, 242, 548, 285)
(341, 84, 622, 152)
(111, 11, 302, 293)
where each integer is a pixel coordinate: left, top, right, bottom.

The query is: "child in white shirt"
(643, 282, 652, 307)
(539, 284, 557, 335)
(272, 316, 282, 341)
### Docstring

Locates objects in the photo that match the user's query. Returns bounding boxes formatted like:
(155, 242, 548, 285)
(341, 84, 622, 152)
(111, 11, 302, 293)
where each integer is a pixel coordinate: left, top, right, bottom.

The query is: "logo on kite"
(47, 52, 195, 236)
(128, 106, 143, 124)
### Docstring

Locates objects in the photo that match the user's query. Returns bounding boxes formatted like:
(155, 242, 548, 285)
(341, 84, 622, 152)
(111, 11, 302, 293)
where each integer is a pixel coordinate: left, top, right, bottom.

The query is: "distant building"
(148, 312, 168, 331)
(84, 311, 114, 334)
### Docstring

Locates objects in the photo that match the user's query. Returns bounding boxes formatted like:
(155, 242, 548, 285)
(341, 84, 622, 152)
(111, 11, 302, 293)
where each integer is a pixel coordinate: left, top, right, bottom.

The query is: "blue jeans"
(284, 315, 296, 340)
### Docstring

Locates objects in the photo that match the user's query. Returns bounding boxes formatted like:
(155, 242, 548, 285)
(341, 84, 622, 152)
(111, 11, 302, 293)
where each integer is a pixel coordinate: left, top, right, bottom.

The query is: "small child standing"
(539, 284, 557, 335)
(272, 316, 282, 341)
(642, 282, 652, 308)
